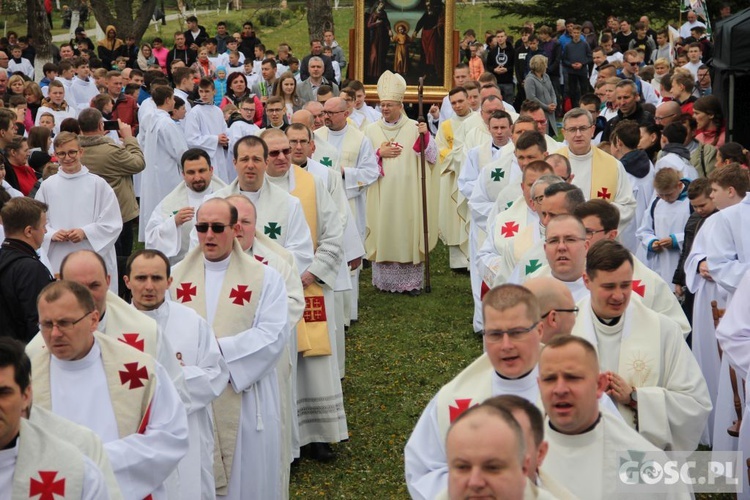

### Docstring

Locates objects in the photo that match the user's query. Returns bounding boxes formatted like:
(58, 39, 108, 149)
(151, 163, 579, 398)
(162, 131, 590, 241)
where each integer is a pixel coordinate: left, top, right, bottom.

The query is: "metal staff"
(417, 76, 432, 293)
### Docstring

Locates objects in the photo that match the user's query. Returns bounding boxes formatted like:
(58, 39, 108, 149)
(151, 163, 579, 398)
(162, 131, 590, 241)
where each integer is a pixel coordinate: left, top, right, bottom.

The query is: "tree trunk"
(28, 0, 54, 75)
(88, 0, 158, 42)
(306, 0, 334, 42)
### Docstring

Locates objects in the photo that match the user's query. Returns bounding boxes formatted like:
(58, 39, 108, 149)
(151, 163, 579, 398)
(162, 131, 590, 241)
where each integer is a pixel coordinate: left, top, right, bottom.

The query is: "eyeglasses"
(40, 311, 93, 332)
(56, 150, 80, 158)
(484, 322, 539, 343)
(195, 222, 231, 233)
(541, 307, 579, 319)
(240, 107, 255, 113)
(563, 126, 592, 135)
(267, 108, 283, 113)
(655, 113, 676, 122)
(289, 139, 309, 146)
(323, 110, 346, 115)
(585, 228, 606, 238)
(545, 236, 586, 246)
(268, 148, 291, 158)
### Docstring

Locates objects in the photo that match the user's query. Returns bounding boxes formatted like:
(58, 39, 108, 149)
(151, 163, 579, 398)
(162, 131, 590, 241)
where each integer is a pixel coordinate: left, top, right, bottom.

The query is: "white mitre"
(377, 70, 406, 102)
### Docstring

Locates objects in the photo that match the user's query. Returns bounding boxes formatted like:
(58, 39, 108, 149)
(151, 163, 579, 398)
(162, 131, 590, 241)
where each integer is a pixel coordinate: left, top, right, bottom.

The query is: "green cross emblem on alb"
(320, 157, 333, 167)
(525, 259, 542, 275)
(264, 222, 282, 239)
(490, 168, 505, 182)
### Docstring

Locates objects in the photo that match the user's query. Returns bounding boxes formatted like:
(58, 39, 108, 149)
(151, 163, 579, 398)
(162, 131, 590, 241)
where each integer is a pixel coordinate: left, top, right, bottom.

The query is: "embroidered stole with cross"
(31, 332, 157, 439)
(557, 146, 620, 201)
(170, 240, 265, 493)
(436, 354, 495, 440)
(290, 165, 331, 357)
(12, 419, 85, 500)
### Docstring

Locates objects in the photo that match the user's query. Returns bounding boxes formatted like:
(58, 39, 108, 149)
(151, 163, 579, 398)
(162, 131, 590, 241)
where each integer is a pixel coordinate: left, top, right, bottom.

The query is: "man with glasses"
(34, 132, 122, 293)
(296, 103, 341, 170)
(573, 239, 711, 451)
(32, 279, 189, 499)
(261, 96, 288, 130)
(212, 134, 314, 273)
(574, 199, 690, 335)
(617, 49, 661, 106)
(146, 148, 226, 264)
(524, 277, 578, 343)
(261, 127, 349, 463)
(524, 215, 590, 301)
(556, 107, 637, 231)
(170, 196, 289, 499)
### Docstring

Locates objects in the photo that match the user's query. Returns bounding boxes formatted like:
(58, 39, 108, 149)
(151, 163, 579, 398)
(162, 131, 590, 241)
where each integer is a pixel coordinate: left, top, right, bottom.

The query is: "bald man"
(524, 276, 578, 343)
(300, 102, 340, 169)
(655, 101, 681, 128)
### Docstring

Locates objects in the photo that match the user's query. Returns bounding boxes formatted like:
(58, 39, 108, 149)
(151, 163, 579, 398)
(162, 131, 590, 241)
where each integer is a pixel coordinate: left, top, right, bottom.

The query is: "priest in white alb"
(539, 335, 691, 499)
(31, 280, 189, 500)
(146, 148, 227, 264)
(124, 249, 229, 500)
(35, 132, 122, 293)
(138, 86, 189, 242)
(572, 239, 711, 451)
(170, 197, 289, 499)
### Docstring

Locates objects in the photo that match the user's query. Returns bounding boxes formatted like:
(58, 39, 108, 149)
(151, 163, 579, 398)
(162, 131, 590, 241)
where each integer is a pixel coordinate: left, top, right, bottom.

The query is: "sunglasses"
(268, 148, 291, 158)
(195, 223, 231, 233)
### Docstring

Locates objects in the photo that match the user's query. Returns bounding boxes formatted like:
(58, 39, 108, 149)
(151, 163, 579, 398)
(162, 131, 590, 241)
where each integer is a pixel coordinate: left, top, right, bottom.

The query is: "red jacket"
(112, 93, 138, 133)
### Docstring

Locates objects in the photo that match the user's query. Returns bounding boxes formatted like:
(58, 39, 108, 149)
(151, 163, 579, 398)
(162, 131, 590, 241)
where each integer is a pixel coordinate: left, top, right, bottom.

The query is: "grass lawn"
(290, 242, 480, 497)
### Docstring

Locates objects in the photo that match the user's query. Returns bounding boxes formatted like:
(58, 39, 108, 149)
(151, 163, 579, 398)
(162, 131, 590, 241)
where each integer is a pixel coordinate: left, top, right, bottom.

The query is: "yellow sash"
(438, 119, 454, 164)
(291, 166, 331, 357)
(557, 146, 620, 201)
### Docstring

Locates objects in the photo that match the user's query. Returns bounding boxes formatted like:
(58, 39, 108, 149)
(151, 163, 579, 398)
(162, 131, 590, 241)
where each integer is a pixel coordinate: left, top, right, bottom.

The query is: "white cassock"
(460, 140, 507, 332)
(195, 256, 288, 500)
(44, 340, 189, 500)
(70, 76, 99, 111)
(0, 420, 109, 500)
(35, 167, 122, 293)
(636, 194, 691, 285)
(572, 296, 712, 451)
(715, 270, 750, 498)
(654, 153, 699, 179)
(146, 178, 227, 264)
(184, 103, 234, 183)
(542, 411, 692, 500)
(34, 103, 77, 135)
(620, 158, 655, 254)
(314, 125, 379, 242)
(143, 300, 229, 500)
(684, 214, 730, 448)
(138, 108, 190, 242)
(227, 119, 261, 154)
(210, 179, 314, 276)
(705, 194, 750, 296)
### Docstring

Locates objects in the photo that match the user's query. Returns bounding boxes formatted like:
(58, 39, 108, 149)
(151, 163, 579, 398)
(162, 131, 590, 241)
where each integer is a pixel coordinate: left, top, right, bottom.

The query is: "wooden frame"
(353, 0, 456, 103)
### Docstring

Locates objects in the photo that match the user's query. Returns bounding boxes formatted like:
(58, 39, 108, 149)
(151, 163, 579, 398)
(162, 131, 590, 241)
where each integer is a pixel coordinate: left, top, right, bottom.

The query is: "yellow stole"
(30, 332, 157, 439)
(12, 419, 85, 500)
(169, 241, 265, 493)
(438, 119, 454, 164)
(290, 166, 331, 357)
(557, 146, 620, 201)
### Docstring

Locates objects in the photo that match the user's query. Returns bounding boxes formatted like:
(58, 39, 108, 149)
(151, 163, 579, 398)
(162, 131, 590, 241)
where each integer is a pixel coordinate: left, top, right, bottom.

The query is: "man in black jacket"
(0, 197, 54, 343)
(601, 79, 653, 142)
(166, 32, 197, 81)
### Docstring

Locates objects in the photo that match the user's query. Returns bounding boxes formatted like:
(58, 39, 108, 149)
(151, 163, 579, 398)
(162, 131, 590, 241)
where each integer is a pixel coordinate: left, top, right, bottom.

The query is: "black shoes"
(302, 442, 336, 462)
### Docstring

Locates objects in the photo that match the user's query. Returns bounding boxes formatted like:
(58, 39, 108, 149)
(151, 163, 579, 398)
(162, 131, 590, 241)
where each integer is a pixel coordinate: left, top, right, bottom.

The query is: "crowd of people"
(0, 6, 749, 500)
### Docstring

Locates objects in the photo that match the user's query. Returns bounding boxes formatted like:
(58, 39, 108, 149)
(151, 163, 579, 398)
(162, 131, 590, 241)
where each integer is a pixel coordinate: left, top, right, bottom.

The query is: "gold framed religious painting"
(353, 0, 456, 102)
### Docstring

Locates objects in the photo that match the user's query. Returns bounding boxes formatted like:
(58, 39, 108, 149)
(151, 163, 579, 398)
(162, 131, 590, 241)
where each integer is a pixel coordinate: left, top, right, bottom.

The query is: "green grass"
(289, 242, 480, 497)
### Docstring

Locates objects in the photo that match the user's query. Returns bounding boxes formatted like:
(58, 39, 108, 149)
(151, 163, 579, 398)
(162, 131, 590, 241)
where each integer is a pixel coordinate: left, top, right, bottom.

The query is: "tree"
(490, 0, 679, 29)
(306, 0, 334, 42)
(88, 0, 158, 42)
(27, 0, 53, 74)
